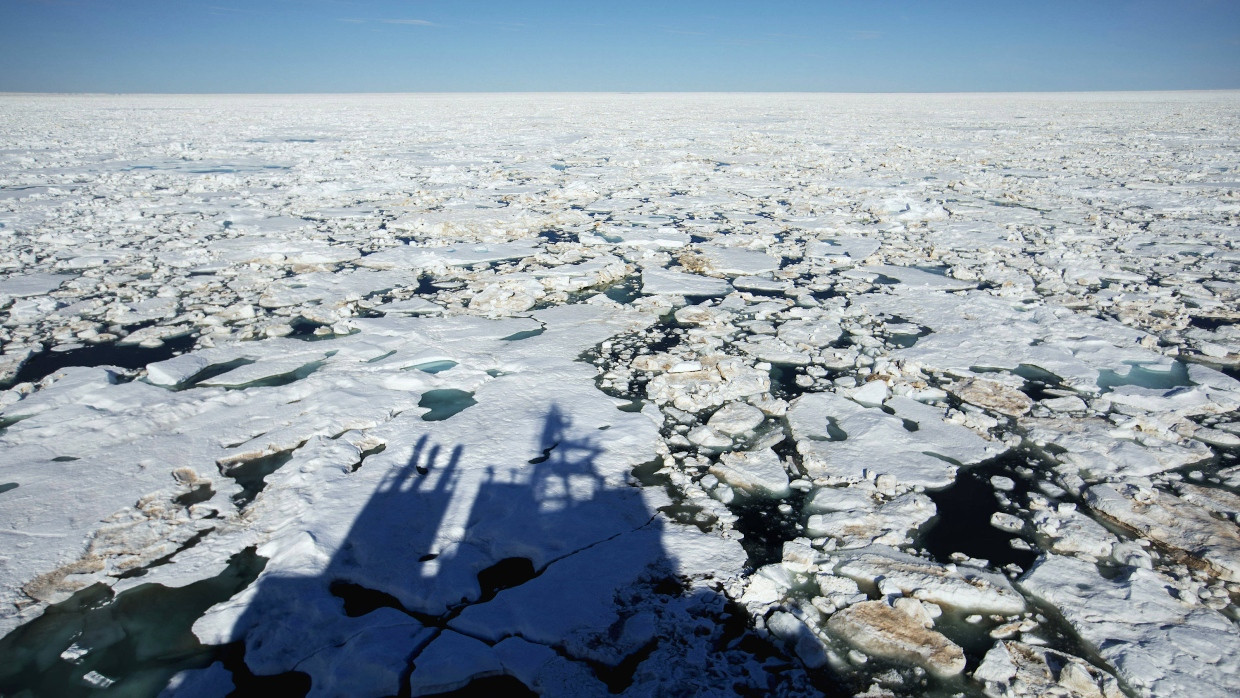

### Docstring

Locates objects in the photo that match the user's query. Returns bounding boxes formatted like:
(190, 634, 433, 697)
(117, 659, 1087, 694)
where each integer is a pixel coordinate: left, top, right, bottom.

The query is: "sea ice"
(787, 392, 1002, 488)
(1021, 554, 1240, 697)
(2, 91, 1239, 696)
(826, 600, 966, 678)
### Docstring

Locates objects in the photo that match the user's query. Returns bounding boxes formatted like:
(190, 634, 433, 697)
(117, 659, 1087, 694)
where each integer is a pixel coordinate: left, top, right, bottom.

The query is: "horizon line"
(3, 88, 1239, 97)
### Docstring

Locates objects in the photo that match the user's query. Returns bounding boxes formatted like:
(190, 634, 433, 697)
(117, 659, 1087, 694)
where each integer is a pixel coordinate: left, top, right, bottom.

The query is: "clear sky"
(2, 0, 1238, 93)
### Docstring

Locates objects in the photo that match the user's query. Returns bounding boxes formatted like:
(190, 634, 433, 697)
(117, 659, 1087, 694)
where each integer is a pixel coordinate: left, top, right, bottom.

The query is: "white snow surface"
(1022, 554, 1240, 697)
(2, 92, 1240, 696)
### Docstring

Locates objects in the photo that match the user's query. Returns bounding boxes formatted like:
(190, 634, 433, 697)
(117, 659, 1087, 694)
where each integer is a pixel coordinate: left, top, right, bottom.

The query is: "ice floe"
(2, 92, 1239, 696)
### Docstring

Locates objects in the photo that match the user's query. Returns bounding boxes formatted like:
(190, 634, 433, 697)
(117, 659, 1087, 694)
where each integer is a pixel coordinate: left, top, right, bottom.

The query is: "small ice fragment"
(687, 425, 731, 449)
(707, 402, 765, 436)
(82, 671, 115, 688)
(990, 475, 1016, 492)
(990, 512, 1024, 533)
(60, 643, 88, 663)
(710, 449, 791, 497)
(1042, 395, 1087, 412)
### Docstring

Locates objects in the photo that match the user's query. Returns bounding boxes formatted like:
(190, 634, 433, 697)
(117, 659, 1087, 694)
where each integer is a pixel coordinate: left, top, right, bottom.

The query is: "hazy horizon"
(3, 0, 1238, 93)
(5, 89, 1239, 97)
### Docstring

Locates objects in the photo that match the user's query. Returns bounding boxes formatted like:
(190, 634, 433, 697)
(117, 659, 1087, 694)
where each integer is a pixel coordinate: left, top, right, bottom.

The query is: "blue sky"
(2, 0, 1238, 92)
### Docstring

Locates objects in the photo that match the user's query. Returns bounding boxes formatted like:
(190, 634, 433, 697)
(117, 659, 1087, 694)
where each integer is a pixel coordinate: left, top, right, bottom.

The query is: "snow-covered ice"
(1, 92, 1239, 696)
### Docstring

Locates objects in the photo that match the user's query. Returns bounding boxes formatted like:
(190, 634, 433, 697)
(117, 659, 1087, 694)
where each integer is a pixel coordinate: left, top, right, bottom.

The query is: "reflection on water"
(1096, 360, 1192, 392)
(0, 549, 266, 697)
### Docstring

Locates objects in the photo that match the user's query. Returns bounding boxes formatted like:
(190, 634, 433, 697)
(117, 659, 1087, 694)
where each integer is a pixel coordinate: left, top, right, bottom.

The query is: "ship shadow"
(210, 404, 830, 697)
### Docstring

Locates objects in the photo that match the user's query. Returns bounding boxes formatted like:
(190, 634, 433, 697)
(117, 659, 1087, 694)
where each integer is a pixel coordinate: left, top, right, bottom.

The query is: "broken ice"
(1, 92, 1239, 696)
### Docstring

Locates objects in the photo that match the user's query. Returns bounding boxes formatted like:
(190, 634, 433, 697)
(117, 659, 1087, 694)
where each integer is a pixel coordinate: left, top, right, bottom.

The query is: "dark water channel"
(5, 334, 198, 388)
(0, 549, 265, 698)
(731, 491, 809, 570)
(922, 456, 1038, 571)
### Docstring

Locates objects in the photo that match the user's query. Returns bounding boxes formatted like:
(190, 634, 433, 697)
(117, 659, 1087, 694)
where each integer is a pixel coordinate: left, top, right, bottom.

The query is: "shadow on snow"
(210, 404, 828, 697)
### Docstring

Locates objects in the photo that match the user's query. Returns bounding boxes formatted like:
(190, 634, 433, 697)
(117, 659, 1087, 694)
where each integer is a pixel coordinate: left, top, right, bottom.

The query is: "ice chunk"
(158, 662, 236, 698)
(198, 355, 326, 388)
(0, 272, 76, 299)
(372, 297, 444, 316)
(145, 354, 211, 387)
(846, 380, 889, 408)
(733, 336, 812, 366)
(948, 377, 1032, 417)
(639, 268, 731, 297)
(731, 276, 789, 294)
(407, 630, 503, 697)
(826, 600, 966, 677)
(450, 524, 745, 666)
(706, 401, 765, 436)
(975, 641, 1124, 698)
(805, 486, 876, 514)
(1026, 415, 1212, 481)
(681, 247, 779, 277)
(468, 278, 543, 314)
(584, 226, 688, 249)
(860, 290, 1173, 395)
(766, 611, 831, 668)
(805, 237, 880, 263)
(787, 392, 1001, 488)
(303, 618, 435, 697)
(776, 317, 845, 349)
(1032, 502, 1118, 560)
(645, 354, 770, 412)
(686, 425, 731, 449)
(358, 240, 540, 270)
(491, 636, 602, 695)
(709, 448, 791, 497)
(835, 551, 1025, 615)
(861, 265, 976, 291)
(805, 492, 936, 548)
(1085, 483, 1240, 582)
(1041, 395, 1087, 412)
(1021, 554, 1240, 697)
